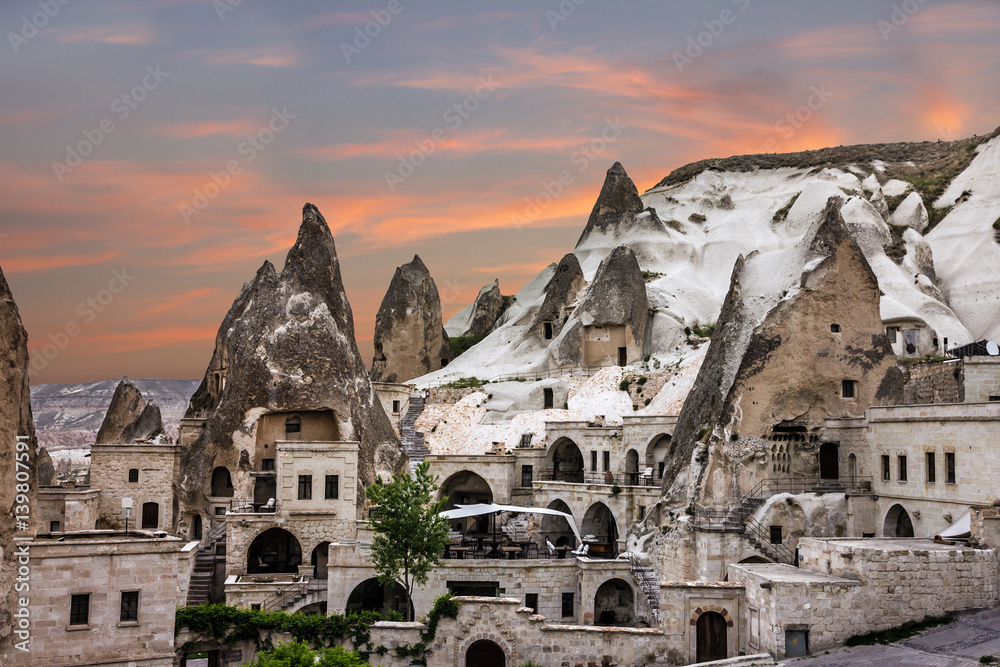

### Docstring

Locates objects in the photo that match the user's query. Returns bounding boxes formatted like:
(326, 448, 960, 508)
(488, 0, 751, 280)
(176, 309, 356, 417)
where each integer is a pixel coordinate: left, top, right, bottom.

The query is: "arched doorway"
(646, 434, 672, 482)
(466, 639, 505, 667)
(311, 542, 329, 579)
(696, 611, 728, 662)
(346, 578, 412, 620)
(440, 471, 493, 534)
(883, 504, 914, 537)
(624, 449, 640, 485)
(819, 443, 839, 480)
(191, 514, 202, 540)
(594, 578, 635, 626)
(210, 467, 234, 497)
(847, 453, 857, 484)
(549, 437, 584, 483)
(141, 502, 159, 529)
(247, 527, 302, 574)
(582, 502, 618, 558)
(541, 499, 575, 548)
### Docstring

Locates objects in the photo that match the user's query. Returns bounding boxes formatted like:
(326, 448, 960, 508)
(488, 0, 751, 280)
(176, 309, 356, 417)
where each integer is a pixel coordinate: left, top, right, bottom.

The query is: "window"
(128, 468, 139, 483)
(886, 326, 898, 343)
(325, 474, 339, 500)
(898, 455, 907, 482)
(543, 388, 554, 409)
(830, 323, 841, 333)
(521, 465, 533, 488)
(543, 322, 553, 340)
(639, 506, 646, 520)
(603, 451, 610, 472)
(561, 592, 574, 617)
(251, 603, 261, 611)
(70, 593, 90, 626)
(50, 520, 61, 532)
(658, 461, 666, 480)
(261, 458, 275, 471)
(120, 591, 139, 622)
(770, 525, 782, 545)
(285, 416, 301, 435)
(519, 433, 533, 448)
(525, 593, 538, 614)
(440, 358, 449, 367)
(881, 455, 891, 481)
(946, 452, 956, 484)
(926, 452, 936, 483)
(841, 380, 856, 399)
(298, 475, 312, 500)
(214, 507, 226, 515)
(591, 451, 598, 472)
(392, 400, 400, 414)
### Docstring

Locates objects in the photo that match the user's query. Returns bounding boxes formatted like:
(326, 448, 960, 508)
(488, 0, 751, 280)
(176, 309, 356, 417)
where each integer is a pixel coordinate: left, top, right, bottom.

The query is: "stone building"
(21, 530, 196, 667)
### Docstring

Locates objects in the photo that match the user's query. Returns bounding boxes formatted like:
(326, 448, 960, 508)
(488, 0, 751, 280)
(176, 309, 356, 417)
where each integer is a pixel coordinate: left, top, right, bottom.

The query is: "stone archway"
(540, 499, 575, 548)
(247, 527, 302, 574)
(465, 639, 505, 667)
(548, 437, 584, 483)
(593, 578, 635, 627)
(884, 504, 914, 537)
(346, 577, 412, 620)
(819, 443, 839, 480)
(311, 542, 329, 579)
(624, 449, 640, 485)
(582, 502, 618, 558)
(646, 433, 673, 481)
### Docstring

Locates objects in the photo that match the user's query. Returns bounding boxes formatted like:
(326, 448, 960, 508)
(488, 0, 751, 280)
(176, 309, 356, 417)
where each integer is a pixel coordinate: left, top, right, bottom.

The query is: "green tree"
(252, 640, 369, 666)
(365, 461, 450, 621)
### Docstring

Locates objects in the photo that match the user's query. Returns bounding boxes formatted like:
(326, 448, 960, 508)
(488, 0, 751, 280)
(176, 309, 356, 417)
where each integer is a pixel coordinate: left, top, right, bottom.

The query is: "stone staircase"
(400, 393, 429, 472)
(185, 551, 216, 606)
(626, 552, 661, 625)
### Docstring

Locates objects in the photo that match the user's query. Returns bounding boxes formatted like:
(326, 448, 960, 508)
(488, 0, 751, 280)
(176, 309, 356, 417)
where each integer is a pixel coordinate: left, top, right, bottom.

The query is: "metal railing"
(419, 365, 609, 389)
(207, 520, 226, 543)
(537, 469, 660, 487)
(625, 551, 661, 624)
(260, 576, 309, 612)
(745, 517, 796, 565)
(230, 497, 277, 514)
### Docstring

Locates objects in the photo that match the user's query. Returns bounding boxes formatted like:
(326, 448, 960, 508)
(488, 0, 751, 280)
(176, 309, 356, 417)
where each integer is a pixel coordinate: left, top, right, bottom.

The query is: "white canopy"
(440, 503, 582, 543)
(935, 510, 971, 540)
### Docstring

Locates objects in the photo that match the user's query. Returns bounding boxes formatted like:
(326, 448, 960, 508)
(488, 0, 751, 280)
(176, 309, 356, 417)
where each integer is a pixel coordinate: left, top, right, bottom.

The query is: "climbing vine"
(387, 594, 459, 666)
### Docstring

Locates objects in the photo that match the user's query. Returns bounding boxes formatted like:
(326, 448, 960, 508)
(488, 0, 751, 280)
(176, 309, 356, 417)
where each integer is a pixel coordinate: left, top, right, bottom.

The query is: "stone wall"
(22, 531, 192, 667)
(90, 443, 178, 530)
(426, 386, 479, 404)
(659, 581, 745, 662)
(964, 357, 1000, 402)
(37, 486, 100, 533)
(903, 359, 964, 404)
(867, 402, 1000, 537)
(428, 454, 518, 506)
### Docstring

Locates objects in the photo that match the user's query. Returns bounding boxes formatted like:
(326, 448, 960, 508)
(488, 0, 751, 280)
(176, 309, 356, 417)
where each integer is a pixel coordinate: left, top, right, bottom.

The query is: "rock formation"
(0, 264, 37, 654)
(575, 162, 648, 246)
(370, 255, 453, 382)
(529, 253, 585, 340)
(181, 203, 403, 516)
(663, 199, 903, 505)
(455, 280, 510, 338)
(554, 245, 649, 366)
(36, 447, 55, 487)
(95, 377, 164, 444)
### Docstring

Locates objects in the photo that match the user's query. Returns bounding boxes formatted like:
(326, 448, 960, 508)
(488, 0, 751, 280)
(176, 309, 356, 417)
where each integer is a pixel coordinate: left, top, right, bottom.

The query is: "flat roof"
(732, 563, 859, 585)
(804, 537, 981, 552)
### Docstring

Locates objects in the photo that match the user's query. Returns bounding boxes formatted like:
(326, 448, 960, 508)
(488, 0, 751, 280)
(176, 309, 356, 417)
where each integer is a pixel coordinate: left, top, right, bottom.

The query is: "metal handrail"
(537, 470, 658, 487)
(745, 517, 796, 565)
(260, 576, 309, 612)
(207, 520, 226, 543)
(625, 552, 661, 623)
(419, 365, 610, 389)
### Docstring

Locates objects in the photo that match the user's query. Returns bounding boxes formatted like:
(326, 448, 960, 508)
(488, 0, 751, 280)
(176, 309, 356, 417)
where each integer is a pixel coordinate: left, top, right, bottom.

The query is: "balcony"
(230, 497, 277, 514)
(538, 469, 658, 487)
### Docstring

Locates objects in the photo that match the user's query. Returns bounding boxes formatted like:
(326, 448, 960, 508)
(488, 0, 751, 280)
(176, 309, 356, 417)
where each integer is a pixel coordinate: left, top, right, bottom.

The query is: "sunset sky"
(2, 0, 999, 384)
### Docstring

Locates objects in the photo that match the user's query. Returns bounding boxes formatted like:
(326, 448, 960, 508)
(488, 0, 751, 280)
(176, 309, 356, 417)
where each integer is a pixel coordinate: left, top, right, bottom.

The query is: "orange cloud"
(136, 288, 218, 318)
(198, 48, 301, 67)
(1, 250, 122, 274)
(52, 24, 155, 46)
(75, 325, 219, 354)
(148, 120, 263, 139)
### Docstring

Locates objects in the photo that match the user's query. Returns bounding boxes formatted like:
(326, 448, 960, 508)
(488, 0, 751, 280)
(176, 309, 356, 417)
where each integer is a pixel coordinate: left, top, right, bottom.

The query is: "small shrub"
(993, 217, 1000, 244)
(448, 334, 485, 359)
(664, 219, 683, 232)
(644, 398, 651, 406)
(688, 213, 707, 223)
(641, 270, 664, 282)
(619, 379, 631, 391)
(697, 426, 710, 440)
(442, 377, 486, 389)
(611, 485, 622, 495)
(690, 322, 716, 338)
(843, 614, 954, 646)
(637, 376, 647, 385)
(979, 656, 997, 664)
(771, 193, 800, 224)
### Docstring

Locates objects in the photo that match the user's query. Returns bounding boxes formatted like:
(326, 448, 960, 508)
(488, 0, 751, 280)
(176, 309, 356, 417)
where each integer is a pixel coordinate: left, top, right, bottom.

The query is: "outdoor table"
(449, 546, 471, 559)
(555, 546, 570, 559)
(500, 546, 522, 560)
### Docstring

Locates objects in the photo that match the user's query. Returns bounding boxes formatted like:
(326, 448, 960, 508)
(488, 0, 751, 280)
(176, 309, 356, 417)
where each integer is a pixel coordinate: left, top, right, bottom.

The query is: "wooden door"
(696, 612, 727, 662)
(141, 502, 158, 529)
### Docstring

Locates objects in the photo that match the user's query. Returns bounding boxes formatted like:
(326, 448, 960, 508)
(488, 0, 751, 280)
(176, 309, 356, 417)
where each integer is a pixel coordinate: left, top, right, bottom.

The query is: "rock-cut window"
(128, 468, 139, 483)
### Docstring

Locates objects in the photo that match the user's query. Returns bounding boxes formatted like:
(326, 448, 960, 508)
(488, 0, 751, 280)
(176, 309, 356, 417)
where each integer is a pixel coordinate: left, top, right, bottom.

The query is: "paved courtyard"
(778, 606, 1000, 666)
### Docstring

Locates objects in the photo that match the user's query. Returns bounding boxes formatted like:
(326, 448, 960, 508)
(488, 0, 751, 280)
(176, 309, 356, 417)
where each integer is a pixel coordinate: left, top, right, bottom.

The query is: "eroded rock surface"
(95, 377, 164, 444)
(529, 253, 584, 341)
(371, 255, 453, 382)
(575, 162, 647, 246)
(459, 280, 509, 338)
(181, 204, 402, 517)
(0, 265, 37, 653)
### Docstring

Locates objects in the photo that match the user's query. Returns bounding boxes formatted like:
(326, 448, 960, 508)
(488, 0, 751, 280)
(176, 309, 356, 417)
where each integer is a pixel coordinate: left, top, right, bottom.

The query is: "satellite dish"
(987, 341, 1000, 356)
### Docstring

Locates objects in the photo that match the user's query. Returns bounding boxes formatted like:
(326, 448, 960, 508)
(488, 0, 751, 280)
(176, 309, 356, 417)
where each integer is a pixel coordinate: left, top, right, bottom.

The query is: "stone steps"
(400, 394, 429, 472)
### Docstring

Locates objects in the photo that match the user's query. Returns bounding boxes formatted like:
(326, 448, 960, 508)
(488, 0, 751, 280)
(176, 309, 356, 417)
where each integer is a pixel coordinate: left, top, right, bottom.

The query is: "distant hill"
(30, 378, 200, 453)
